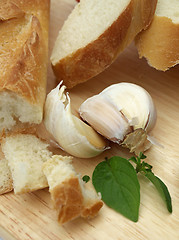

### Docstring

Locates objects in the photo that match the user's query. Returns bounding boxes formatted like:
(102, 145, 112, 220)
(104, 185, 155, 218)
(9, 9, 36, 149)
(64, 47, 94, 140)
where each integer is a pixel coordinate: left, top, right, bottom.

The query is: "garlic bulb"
(44, 83, 107, 158)
(79, 82, 157, 153)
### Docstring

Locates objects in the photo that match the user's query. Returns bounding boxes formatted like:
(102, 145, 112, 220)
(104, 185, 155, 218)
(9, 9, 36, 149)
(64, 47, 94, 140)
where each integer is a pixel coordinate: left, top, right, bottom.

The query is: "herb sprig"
(91, 153, 172, 222)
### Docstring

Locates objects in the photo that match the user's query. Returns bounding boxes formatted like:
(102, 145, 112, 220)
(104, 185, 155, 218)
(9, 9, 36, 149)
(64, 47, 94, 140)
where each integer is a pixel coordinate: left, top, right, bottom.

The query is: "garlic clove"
(79, 94, 132, 143)
(44, 83, 107, 158)
(79, 82, 157, 152)
(71, 115, 106, 149)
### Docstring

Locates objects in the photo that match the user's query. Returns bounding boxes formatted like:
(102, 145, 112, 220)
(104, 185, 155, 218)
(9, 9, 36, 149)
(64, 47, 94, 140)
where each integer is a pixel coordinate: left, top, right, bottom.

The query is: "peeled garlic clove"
(79, 82, 157, 144)
(44, 83, 107, 158)
(79, 94, 132, 143)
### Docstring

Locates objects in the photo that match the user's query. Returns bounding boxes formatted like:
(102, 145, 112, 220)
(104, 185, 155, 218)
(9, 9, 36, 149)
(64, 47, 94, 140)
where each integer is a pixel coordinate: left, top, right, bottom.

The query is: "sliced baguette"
(43, 155, 103, 225)
(51, 0, 157, 88)
(135, 0, 179, 71)
(1, 133, 52, 194)
(0, 0, 50, 131)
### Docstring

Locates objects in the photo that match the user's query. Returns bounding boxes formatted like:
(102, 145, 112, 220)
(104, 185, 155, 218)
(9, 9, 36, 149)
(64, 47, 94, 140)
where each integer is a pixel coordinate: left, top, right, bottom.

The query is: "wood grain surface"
(0, 0, 179, 239)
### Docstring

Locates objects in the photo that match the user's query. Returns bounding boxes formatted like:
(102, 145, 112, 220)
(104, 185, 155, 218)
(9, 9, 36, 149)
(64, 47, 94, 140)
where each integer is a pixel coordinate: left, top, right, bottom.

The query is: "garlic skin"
(44, 83, 107, 158)
(121, 128, 152, 155)
(100, 83, 157, 132)
(79, 82, 157, 144)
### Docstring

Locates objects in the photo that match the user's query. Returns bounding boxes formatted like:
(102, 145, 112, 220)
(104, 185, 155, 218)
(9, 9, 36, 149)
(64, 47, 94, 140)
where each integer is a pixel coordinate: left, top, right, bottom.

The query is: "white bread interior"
(0, 91, 42, 131)
(51, 0, 130, 62)
(51, 0, 157, 88)
(135, 0, 179, 71)
(1, 134, 52, 194)
(155, 0, 179, 24)
(43, 155, 103, 225)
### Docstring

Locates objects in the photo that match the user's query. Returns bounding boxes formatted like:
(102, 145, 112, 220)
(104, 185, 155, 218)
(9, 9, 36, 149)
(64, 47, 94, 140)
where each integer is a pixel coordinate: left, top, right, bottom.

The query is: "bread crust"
(0, 1, 24, 21)
(135, 15, 179, 71)
(0, 16, 44, 103)
(52, 0, 157, 88)
(82, 200, 103, 218)
(0, 183, 13, 195)
(0, 0, 50, 123)
(0, 158, 13, 195)
(51, 177, 84, 225)
(51, 177, 103, 224)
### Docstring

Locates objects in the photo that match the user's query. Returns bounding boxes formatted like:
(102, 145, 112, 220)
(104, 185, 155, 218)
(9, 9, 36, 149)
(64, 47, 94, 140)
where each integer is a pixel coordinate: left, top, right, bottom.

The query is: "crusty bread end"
(135, 0, 179, 71)
(53, 177, 84, 224)
(43, 155, 103, 225)
(0, 0, 49, 131)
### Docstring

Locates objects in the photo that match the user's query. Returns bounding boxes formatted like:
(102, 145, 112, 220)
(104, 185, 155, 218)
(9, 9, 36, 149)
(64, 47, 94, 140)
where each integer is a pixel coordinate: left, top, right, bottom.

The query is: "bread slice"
(43, 155, 103, 225)
(51, 0, 157, 88)
(135, 0, 179, 71)
(0, 157, 13, 195)
(0, 0, 49, 131)
(1, 134, 52, 194)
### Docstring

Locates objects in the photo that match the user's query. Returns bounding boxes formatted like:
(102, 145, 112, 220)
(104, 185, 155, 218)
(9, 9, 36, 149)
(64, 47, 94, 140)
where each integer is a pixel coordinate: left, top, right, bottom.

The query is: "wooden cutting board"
(0, 0, 179, 239)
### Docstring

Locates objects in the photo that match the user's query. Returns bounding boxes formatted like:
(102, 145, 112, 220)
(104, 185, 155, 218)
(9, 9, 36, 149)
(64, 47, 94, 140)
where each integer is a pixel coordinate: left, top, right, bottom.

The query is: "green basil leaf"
(92, 156, 140, 222)
(145, 171, 172, 213)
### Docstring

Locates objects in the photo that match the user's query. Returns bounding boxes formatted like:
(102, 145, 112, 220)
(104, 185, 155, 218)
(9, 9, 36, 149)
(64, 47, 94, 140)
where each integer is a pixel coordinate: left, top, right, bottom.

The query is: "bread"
(0, 0, 50, 132)
(43, 155, 103, 225)
(1, 133, 52, 194)
(135, 0, 179, 71)
(0, 157, 13, 195)
(51, 0, 157, 88)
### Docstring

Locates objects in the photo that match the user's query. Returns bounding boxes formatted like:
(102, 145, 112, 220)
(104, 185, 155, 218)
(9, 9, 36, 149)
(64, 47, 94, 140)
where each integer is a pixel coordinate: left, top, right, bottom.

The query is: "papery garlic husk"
(79, 82, 157, 153)
(121, 128, 152, 155)
(44, 82, 107, 158)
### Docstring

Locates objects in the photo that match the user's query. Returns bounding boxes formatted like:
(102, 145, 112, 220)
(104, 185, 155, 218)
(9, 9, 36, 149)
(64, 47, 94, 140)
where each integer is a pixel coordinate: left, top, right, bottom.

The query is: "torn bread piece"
(135, 0, 179, 71)
(51, 0, 157, 88)
(1, 134, 52, 194)
(0, 157, 13, 195)
(43, 155, 103, 225)
(0, 0, 50, 131)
